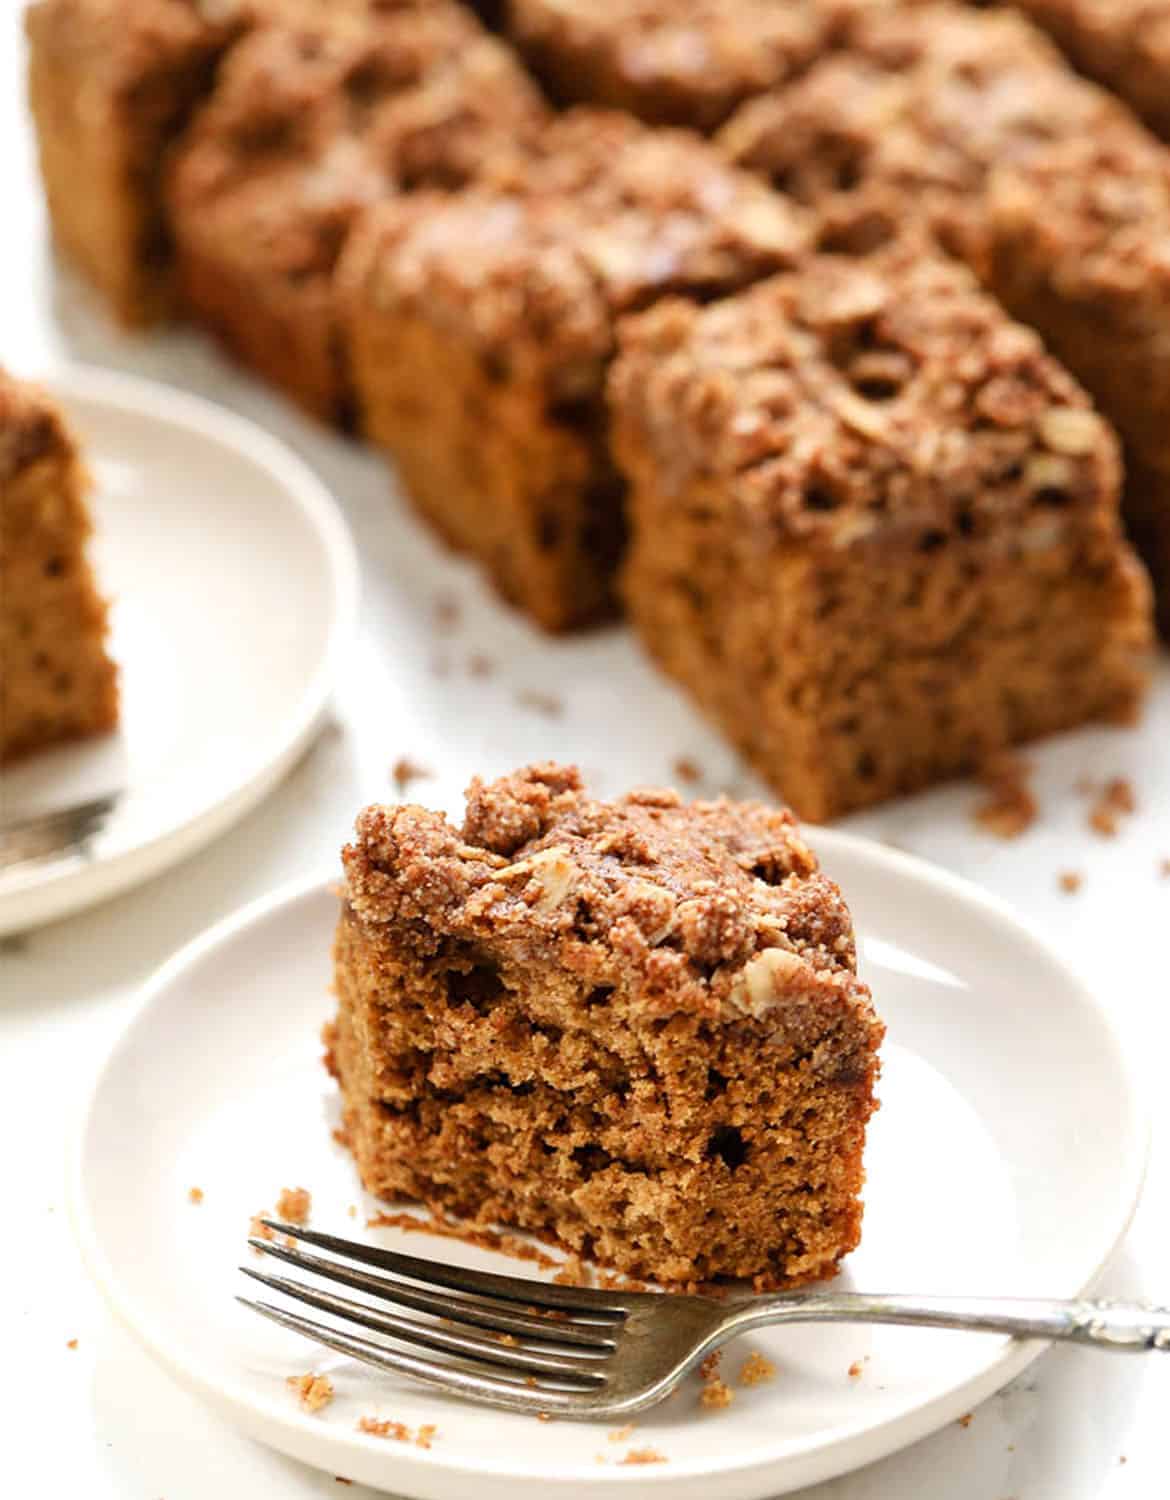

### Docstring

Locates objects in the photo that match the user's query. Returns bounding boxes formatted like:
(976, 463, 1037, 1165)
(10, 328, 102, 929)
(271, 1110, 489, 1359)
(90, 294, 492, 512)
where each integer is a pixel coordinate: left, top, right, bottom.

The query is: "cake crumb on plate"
(957, 1412, 974, 1429)
(187, 1186, 203, 1204)
(358, 1416, 411, 1441)
(392, 758, 432, 794)
(275, 1186, 311, 1225)
(739, 1351, 777, 1386)
(288, 1373, 333, 1413)
(1087, 777, 1136, 836)
(248, 1212, 274, 1243)
(1058, 871, 1083, 894)
(516, 689, 563, 718)
(621, 1448, 667, 1465)
(700, 1378, 734, 1410)
(608, 1424, 635, 1442)
(973, 754, 1037, 839)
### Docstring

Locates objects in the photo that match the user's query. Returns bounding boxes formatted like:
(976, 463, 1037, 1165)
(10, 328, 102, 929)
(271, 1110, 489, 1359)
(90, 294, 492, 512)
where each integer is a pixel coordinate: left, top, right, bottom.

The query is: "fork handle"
(724, 1294, 1170, 1351)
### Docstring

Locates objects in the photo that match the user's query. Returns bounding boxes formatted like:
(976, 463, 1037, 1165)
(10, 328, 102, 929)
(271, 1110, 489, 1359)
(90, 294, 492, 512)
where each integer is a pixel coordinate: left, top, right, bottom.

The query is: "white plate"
(71, 836, 1146, 1499)
(0, 366, 359, 934)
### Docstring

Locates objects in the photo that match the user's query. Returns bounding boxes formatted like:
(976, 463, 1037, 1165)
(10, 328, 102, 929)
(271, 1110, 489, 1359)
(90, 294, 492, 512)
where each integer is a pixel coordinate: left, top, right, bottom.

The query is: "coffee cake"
(25, 0, 249, 325)
(1, 370, 118, 763)
(986, 135, 1170, 637)
(611, 245, 1151, 821)
(337, 109, 812, 628)
(719, 1, 1170, 634)
(329, 763, 884, 1288)
(167, 3, 546, 423)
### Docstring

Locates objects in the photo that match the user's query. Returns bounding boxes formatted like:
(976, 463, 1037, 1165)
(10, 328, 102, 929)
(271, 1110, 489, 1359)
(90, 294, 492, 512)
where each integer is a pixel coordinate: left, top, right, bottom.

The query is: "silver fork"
(0, 792, 119, 870)
(240, 1222, 1170, 1420)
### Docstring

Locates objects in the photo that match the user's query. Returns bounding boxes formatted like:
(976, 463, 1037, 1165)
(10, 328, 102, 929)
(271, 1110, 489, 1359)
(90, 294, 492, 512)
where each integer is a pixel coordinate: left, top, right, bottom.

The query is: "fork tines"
(239, 1220, 634, 1415)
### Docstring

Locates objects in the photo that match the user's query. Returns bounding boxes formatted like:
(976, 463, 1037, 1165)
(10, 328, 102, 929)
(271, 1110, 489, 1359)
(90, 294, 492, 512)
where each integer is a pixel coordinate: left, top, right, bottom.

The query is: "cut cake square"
(329, 763, 884, 1289)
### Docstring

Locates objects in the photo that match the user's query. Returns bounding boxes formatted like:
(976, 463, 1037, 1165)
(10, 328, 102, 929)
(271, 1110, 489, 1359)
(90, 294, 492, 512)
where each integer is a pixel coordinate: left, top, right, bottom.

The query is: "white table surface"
(2, 11, 1169, 1497)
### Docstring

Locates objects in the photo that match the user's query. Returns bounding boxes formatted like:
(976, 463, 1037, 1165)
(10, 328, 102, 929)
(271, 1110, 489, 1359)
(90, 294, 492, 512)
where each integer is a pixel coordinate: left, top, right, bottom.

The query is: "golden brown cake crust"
(338, 109, 813, 629)
(0, 370, 119, 762)
(610, 244, 1152, 821)
(332, 764, 883, 1288)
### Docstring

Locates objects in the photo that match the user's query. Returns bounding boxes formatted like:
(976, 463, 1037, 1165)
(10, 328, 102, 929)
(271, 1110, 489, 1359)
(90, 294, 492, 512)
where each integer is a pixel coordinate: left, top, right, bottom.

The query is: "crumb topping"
(338, 109, 813, 396)
(168, 6, 546, 283)
(611, 240, 1119, 548)
(510, 0, 848, 129)
(719, 2, 1132, 267)
(342, 763, 875, 1025)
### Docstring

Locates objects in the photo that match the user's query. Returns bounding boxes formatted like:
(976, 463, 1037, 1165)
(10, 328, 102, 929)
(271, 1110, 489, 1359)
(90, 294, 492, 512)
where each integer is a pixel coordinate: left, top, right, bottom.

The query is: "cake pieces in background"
(328, 763, 884, 1289)
(0, 370, 118, 763)
(1006, 0, 1170, 142)
(986, 137, 1170, 639)
(338, 109, 813, 629)
(504, 0, 851, 131)
(166, 3, 546, 424)
(24, 0, 249, 325)
(718, 2, 1131, 276)
(719, 1, 1170, 635)
(610, 244, 1151, 821)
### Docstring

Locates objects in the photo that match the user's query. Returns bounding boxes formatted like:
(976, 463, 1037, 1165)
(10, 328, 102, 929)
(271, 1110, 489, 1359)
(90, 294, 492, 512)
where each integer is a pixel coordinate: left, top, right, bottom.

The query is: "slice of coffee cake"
(1, 370, 119, 762)
(329, 764, 883, 1289)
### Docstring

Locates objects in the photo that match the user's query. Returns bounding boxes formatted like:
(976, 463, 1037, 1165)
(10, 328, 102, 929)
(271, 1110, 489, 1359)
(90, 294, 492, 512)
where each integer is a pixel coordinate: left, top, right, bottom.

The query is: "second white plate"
(71, 833, 1146, 1499)
(0, 366, 359, 934)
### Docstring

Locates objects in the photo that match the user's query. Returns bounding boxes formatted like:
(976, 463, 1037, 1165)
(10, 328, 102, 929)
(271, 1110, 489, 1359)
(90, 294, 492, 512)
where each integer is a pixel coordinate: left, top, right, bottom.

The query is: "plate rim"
(69, 832, 1150, 1492)
(0, 362, 361, 932)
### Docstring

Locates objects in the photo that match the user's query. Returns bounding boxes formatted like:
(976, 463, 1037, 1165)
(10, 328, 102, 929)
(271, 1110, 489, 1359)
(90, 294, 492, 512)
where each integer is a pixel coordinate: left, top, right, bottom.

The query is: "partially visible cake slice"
(0, 371, 118, 762)
(337, 109, 812, 627)
(610, 244, 1151, 821)
(167, 3, 547, 424)
(24, 0, 250, 326)
(328, 763, 884, 1289)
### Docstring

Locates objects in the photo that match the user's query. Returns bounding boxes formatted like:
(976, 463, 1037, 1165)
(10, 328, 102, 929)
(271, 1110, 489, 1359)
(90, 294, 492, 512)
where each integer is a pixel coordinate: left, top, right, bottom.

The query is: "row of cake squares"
(23, 0, 1167, 822)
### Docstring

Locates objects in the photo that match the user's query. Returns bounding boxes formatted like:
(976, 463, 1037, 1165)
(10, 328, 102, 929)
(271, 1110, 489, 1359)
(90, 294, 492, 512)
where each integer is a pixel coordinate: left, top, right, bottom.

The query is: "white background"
(2, 7, 1169, 1496)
